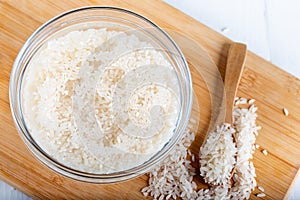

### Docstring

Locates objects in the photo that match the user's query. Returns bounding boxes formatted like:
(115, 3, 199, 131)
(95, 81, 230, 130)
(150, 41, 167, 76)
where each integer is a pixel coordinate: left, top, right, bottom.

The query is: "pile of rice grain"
(141, 130, 198, 200)
(142, 97, 261, 200)
(199, 123, 236, 186)
(230, 99, 261, 199)
(23, 27, 180, 173)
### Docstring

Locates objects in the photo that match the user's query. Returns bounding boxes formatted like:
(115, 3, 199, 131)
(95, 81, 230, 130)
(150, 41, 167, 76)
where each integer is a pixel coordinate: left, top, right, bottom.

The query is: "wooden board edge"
(284, 167, 300, 200)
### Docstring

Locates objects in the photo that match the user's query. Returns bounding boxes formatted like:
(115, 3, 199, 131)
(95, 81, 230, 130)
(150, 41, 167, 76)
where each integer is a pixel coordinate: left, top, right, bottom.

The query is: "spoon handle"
(224, 43, 247, 124)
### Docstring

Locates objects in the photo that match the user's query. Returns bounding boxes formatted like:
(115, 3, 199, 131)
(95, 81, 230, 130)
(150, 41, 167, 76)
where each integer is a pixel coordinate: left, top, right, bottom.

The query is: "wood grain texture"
(224, 43, 247, 124)
(0, 0, 300, 199)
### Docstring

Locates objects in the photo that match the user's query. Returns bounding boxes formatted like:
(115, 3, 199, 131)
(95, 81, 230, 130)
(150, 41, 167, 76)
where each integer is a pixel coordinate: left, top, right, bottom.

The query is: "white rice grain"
(283, 108, 289, 116)
(248, 99, 256, 105)
(23, 26, 180, 173)
(262, 149, 268, 155)
(230, 99, 259, 199)
(141, 129, 198, 200)
(258, 186, 265, 192)
(256, 193, 266, 197)
(199, 123, 237, 186)
(239, 97, 248, 104)
(142, 97, 261, 200)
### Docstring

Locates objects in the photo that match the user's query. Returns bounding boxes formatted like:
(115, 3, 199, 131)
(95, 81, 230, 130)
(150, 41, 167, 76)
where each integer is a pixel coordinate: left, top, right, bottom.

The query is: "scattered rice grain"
(283, 108, 289, 116)
(248, 99, 256, 105)
(262, 149, 268, 155)
(258, 186, 265, 192)
(256, 193, 266, 197)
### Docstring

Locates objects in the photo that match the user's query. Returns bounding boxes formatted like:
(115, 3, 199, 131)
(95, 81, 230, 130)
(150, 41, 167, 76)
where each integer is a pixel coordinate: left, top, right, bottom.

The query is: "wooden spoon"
(200, 42, 247, 186)
(224, 42, 247, 184)
(224, 42, 247, 124)
(205, 42, 247, 137)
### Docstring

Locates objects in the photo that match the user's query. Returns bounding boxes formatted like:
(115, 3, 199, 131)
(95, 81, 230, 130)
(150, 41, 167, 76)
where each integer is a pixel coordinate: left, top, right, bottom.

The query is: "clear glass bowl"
(9, 7, 193, 183)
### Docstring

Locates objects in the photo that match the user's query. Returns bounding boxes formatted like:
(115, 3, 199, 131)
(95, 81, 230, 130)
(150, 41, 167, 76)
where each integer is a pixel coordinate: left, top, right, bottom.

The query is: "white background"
(1, 0, 299, 199)
(165, 0, 300, 78)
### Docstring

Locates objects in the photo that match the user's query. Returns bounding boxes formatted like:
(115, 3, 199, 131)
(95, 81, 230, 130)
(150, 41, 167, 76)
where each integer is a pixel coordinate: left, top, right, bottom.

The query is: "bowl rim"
(9, 6, 193, 183)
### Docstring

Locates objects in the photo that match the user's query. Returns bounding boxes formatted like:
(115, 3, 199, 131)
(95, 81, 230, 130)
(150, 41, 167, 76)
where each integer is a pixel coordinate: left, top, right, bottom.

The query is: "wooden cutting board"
(1, 0, 300, 199)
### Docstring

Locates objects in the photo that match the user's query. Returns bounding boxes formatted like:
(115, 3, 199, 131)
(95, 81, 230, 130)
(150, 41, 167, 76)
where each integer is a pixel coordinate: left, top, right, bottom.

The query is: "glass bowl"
(9, 6, 193, 183)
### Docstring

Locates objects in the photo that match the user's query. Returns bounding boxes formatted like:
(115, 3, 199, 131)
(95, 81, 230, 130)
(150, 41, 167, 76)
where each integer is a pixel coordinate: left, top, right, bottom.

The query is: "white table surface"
(1, 0, 299, 199)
